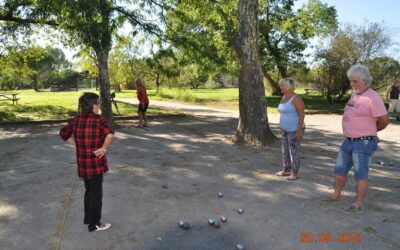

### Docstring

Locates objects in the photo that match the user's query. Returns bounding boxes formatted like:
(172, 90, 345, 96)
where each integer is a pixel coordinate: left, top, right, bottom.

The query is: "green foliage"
(314, 22, 394, 103)
(259, 0, 337, 94)
(0, 45, 71, 90)
(366, 56, 400, 90)
(166, 0, 238, 75)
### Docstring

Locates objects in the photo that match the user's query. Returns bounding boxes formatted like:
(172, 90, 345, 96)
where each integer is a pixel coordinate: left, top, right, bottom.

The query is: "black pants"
(84, 174, 103, 231)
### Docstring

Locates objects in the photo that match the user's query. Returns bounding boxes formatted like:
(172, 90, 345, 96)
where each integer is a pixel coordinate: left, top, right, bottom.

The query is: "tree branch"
(0, 15, 59, 27)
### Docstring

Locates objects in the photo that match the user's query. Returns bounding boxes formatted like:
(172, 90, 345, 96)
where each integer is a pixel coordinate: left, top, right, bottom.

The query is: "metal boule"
(377, 160, 382, 164)
(213, 220, 221, 228)
(217, 192, 223, 198)
(208, 218, 215, 225)
(389, 162, 394, 166)
(236, 243, 245, 250)
(220, 216, 228, 223)
(178, 220, 185, 227)
(162, 184, 168, 189)
(237, 208, 244, 214)
(380, 162, 385, 166)
(182, 222, 190, 230)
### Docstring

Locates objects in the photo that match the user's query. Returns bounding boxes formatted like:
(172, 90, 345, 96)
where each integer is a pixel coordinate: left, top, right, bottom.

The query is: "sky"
(59, 0, 400, 62)
(297, 0, 400, 44)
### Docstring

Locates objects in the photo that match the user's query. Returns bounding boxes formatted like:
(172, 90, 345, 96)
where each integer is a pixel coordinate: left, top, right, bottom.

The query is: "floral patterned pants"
(281, 130, 303, 174)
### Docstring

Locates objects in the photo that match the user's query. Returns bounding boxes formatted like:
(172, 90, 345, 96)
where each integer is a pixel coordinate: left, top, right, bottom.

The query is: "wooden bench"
(0, 93, 20, 105)
(304, 88, 318, 95)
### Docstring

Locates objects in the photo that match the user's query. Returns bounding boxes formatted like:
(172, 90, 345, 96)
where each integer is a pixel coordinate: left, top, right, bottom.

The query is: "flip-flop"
(341, 204, 364, 214)
(276, 171, 291, 176)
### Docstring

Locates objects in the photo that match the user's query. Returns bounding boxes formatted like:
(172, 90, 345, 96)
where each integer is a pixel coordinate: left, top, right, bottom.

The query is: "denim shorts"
(334, 139, 377, 180)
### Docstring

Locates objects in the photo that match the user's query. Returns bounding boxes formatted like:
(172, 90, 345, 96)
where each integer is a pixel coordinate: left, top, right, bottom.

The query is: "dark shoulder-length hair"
(79, 92, 99, 112)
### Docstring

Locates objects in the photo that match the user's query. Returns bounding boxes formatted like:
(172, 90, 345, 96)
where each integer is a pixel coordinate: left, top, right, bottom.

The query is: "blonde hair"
(279, 78, 296, 90)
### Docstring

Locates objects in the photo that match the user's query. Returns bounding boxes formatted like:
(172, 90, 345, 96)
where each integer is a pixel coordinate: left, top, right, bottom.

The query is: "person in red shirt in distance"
(136, 78, 149, 127)
(60, 92, 114, 232)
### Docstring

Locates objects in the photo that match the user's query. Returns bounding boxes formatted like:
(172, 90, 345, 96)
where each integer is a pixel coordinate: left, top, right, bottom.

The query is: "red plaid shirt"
(60, 111, 114, 180)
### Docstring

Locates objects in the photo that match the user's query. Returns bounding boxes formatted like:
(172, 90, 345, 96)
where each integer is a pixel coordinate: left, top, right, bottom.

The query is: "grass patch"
(0, 87, 348, 121)
(0, 89, 177, 121)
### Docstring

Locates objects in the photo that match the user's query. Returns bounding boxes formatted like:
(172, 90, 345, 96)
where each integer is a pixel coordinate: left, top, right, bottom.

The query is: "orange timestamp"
(300, 231, 362, 244)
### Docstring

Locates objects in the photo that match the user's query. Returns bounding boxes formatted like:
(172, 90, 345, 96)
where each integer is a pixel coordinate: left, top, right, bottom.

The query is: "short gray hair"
(347, 64, 373, 87)
(278, 78, 297, 90)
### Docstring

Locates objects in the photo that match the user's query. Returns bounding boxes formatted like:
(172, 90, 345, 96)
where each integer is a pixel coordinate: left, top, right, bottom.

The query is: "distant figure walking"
(276, 78, 305, 181)
(136, 79, 149, 127)
(386, 79, 400, 121)
(60, 92, 114, 232)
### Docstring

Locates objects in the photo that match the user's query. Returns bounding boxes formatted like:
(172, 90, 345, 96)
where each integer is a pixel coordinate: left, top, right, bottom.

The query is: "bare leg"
(138, 111, 143, 126)
(354, 179, 368, 208)
(333, 174, 347, 200)
(143, 112, 147, 126)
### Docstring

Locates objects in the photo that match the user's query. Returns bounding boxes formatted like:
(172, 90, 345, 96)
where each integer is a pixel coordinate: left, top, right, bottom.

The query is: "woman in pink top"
(319, 64, 389, 214)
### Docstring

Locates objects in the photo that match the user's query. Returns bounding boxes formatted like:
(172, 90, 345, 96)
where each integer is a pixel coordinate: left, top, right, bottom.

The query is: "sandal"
(276, 170, 291, 177)
(341, 204, 364, 214)
(287, 174, 299, 181)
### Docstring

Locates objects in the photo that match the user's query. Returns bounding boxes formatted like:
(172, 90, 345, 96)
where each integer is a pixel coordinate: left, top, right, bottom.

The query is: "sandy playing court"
(1, 102, 399, 250)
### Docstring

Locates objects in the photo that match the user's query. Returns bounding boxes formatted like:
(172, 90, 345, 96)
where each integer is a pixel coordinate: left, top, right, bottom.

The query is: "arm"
(386, 86, 392, 100)
(376, 114, 389, 131)
(66, 137, 75, 145)
(293, 96, 305, 140)
(93, 133, 113, 158)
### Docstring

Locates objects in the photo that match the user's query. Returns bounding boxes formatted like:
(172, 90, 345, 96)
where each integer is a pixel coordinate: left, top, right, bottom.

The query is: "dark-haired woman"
(60, 92, 114, 232)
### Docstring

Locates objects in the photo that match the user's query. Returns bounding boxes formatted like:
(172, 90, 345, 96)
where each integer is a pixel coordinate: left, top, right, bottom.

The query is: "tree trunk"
(96, 49, 113, 123)
(261, 66, 281, 96)
(156, 73, 160, 95)
(33, 74, 38, 91)
(235, 0, 277, 146)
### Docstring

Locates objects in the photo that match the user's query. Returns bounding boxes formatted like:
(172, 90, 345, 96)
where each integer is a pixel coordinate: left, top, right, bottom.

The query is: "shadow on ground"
(0, 114, 399, 250)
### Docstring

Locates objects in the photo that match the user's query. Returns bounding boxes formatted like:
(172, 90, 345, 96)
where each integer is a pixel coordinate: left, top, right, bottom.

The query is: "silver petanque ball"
(208, 218, 215, 225)
(178, 220, 185, 227)
(182, 222, 190, 230)
(237, 208, 244, 214)
(213, 220, 221, 228)
(162, 184, 168, 189)
(217, 192, 224, 198)
(389, 162, 394, 166)
(236, 243, 245, 250)
(220, 216, 228, 223)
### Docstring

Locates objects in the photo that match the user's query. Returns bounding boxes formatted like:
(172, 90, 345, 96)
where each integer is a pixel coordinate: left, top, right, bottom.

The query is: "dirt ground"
(0, 101, 399, 250)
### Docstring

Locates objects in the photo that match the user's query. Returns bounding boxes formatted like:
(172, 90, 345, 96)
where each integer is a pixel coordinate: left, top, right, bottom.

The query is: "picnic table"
(304, 88, 318, 95)
(0, 93, 20, 105)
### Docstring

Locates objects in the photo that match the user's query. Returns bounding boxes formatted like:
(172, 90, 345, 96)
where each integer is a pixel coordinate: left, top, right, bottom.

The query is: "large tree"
(315, 22, 393, 103)
(0, 0, 165, 122)
(235, 0, 276, 146)
(259, 0, 337, 95)
(166, 0, 337, 95)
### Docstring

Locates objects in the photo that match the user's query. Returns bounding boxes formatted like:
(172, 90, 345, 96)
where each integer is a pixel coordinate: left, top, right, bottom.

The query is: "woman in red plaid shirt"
(60, 92, 114, 232)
